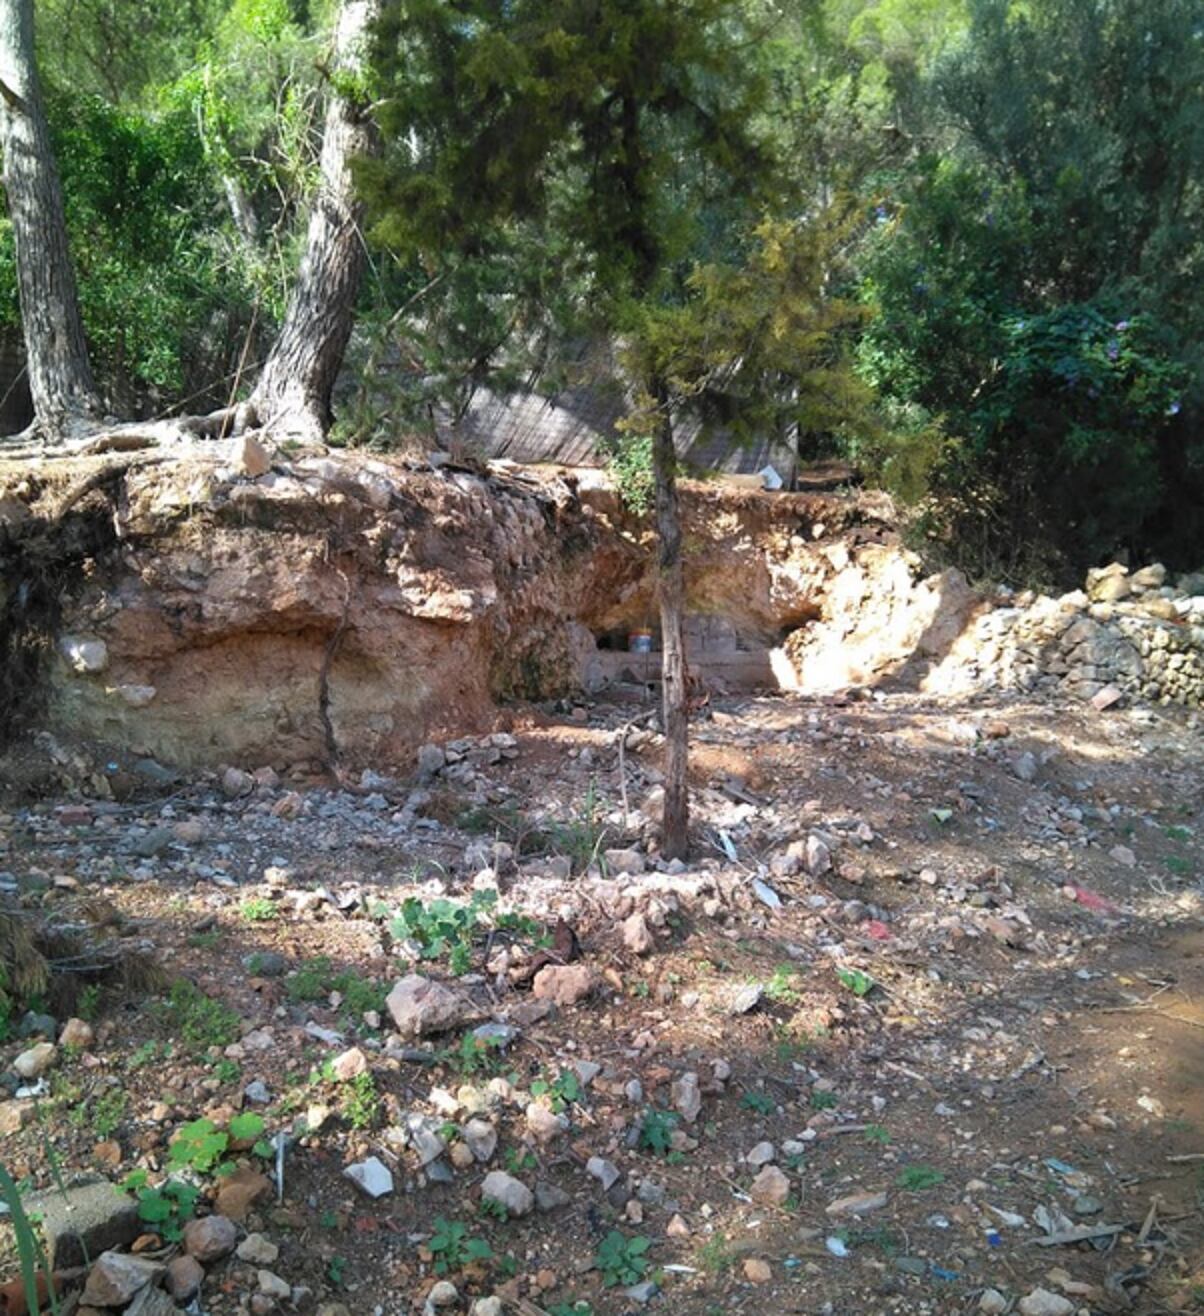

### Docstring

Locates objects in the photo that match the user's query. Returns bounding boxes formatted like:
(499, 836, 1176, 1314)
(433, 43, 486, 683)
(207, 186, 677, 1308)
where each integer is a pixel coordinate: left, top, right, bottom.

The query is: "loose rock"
(532, 964, 597, 1006)
(750, 1165, 790, 1206)
(480, 1170, 534, 1217)
(182, 1214, 238, 1263)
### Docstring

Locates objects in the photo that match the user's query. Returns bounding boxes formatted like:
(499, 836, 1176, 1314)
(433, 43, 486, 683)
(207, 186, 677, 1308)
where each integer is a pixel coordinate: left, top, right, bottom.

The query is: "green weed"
(239, 897, 277, 923)
(530, 1068, 582, 1113)
(429, 1216, 493, 1274)
(120, 1171, 199, 1243)
(343, 1072, 380, 1130)
(765, 964, 801, 1005)
(836, 967, 875, 997)
(161, 980, 241, 1052)
(595, 1230, 650, 1287)
(895, 1164, 945, 1192)
(638, 1108, 678, 1156)
(741, 1091, 775, 1116)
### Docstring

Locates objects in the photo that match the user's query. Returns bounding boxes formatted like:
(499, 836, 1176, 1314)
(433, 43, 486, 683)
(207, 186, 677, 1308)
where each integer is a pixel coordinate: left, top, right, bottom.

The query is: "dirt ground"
(0, 685, 1201, 1316)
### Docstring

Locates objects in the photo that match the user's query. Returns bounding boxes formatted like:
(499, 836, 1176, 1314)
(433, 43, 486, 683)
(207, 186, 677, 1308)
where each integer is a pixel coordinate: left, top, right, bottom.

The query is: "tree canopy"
(0, 0, 1200, 578)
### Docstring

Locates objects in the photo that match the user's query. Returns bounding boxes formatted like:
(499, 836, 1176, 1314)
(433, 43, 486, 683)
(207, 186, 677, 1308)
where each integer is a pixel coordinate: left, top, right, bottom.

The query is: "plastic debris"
(752, 878, 783, 911)
(1068, 884, 1119, 914)
(825, 1236, 849, 1257)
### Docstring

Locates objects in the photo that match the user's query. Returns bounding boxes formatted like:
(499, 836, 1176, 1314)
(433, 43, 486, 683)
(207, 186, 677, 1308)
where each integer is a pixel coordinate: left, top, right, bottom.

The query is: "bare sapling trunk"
(652, 390, 689, 858)
(248, 0, 381, 443)
(0, 0, 103, 441)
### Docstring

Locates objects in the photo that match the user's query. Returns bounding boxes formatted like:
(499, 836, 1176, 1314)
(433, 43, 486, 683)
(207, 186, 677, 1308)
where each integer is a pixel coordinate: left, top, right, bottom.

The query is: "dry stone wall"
(931, 562, 1204, 707)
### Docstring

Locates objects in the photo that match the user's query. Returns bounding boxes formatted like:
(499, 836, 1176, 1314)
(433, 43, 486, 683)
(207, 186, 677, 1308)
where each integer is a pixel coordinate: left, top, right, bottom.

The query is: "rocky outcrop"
(2, 448, 1198, 788)
(0, 450, 911, 776)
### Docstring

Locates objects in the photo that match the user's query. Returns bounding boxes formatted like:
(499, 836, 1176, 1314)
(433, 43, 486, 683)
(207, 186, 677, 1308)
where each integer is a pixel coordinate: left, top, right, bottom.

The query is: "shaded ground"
(0, 687, 1201, 1315)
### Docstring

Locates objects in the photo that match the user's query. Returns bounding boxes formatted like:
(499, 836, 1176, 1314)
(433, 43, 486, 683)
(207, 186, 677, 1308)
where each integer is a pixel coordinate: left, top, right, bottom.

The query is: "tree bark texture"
(652, 386, 689, 859)
(249, 0, 380, 442)
(0, 0, 102, 438)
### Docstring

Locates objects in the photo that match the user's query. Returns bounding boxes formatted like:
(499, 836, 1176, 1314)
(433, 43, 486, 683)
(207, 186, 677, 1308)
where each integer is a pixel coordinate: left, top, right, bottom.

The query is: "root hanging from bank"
(0, 897, 163, 1017)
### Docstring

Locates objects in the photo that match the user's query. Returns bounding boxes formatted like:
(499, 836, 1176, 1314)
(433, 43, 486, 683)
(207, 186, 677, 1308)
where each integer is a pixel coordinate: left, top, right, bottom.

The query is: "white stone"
(59, 635, 108, 674)
(481, 1170, 534, 1217)
(344, 1156, 394, 1198)
(1017, 1289, 1074, 1316)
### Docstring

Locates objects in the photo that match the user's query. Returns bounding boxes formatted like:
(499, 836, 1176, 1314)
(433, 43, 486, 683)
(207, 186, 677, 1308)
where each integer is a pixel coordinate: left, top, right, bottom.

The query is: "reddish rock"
(532, 964, 597, 1006)
(215, 1166, 272, 1222)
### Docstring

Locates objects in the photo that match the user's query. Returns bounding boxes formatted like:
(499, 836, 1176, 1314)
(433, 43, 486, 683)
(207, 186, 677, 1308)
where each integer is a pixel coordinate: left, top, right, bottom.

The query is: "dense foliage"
(2, 0, 1201, 580)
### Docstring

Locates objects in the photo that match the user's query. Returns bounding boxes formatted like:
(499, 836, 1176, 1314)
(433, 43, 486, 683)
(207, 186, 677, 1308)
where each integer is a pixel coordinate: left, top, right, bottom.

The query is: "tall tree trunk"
(0, 0, 102, 440)
(248, 0, 380, 442)
(652, 382, 689, 859)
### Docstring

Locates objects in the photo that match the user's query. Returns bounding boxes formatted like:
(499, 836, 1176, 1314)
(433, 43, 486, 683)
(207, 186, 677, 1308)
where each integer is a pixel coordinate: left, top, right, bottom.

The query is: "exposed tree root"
(0, 897, 163, 1017)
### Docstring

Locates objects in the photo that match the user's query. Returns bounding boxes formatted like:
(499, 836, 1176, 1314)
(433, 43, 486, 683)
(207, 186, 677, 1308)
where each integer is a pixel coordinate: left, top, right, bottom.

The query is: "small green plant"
(320, 1209, 340, 1230)
(741, 1091, 775, 1116)
(240, 897, 277, 923)
(229, 1111, 267, 1145)
(629, 978, 651, 999)
(895, 1164, 946, 1192)
(1165, 825, 1192, 842)
(343, 1072, 380, 1130)
(836, 967, 875, 998)
(161, 980, 241, 1052)
(326, 1255, 347, 1288)
(120, 1171, 200, 1243)
(765, 964, 801, 1005)
(548, 781, 607, 874)
(167, 1118, 229, 1174)
(479, 1196, 509, 1222)
(697, 1235, 734, 1275)
(287, 957, 333, 1003)
(76, 984, 102, 1022)
(864, 1123, 891, 1145)
(595, 1230, 651, 1287)
(388, 890, 502, 975)
(188, 928, 222, 950)
(128, 1041, 161, 1069)
(504, 1146, 537, 1174)
(0, 1162, 60, 1315)
(1166, 855, 1193, 876)
(810, 1090, 838, 1111)
(336, 976, 387, 1021)
(285, 957, 386, 1022)
(530, 1068, 582, 1113)
(441, 1033, 504, 1078)
(214, 1059, 241, 1085)
(548, 1302, 593, 1316)
(638, 1107, 678, 1156)
(429, 1216, 493, 1274)
(93, 1089, 128, 1139)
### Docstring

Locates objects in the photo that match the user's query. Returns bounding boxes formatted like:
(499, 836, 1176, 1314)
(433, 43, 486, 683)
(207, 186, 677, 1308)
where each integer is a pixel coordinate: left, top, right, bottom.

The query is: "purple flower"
(1115, 320, 1130, 331)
